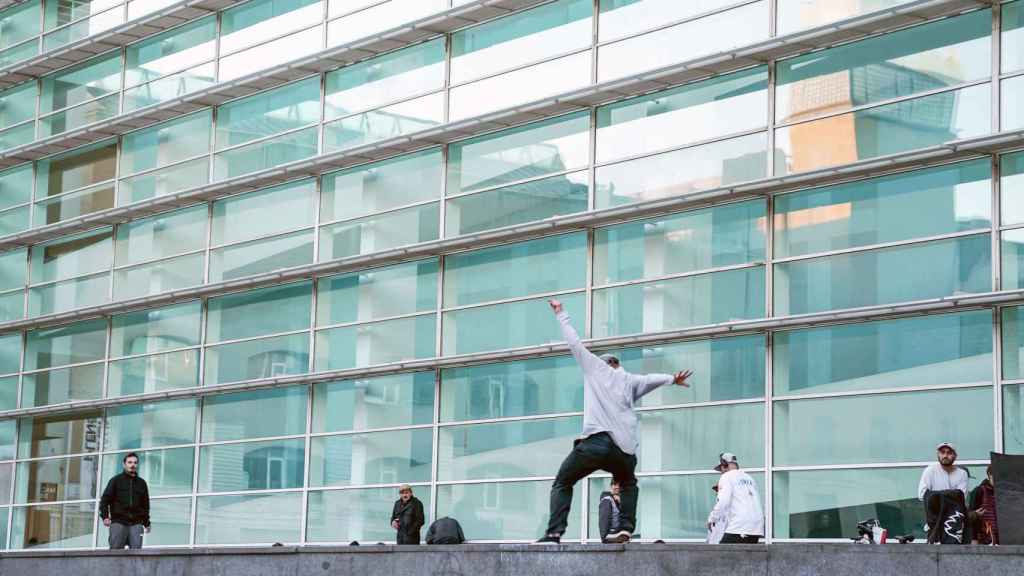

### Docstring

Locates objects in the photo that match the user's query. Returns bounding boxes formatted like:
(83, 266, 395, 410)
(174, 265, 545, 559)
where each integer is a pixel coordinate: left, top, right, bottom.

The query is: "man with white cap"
(707, 452, 764, 544)
(918, 442, 968, 501)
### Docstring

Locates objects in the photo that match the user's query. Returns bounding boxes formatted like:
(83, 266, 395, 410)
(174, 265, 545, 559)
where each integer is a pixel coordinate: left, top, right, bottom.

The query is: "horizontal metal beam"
(3, 286, 1023, 419)
(0, 0, 245, 90)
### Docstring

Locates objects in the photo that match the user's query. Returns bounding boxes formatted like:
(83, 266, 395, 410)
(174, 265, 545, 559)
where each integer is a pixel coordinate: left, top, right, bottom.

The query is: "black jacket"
(426, 517, 465, 544)
(99, 472, 150, 527)
(391, 497, 425, 536)
(598, 491, 622, 541)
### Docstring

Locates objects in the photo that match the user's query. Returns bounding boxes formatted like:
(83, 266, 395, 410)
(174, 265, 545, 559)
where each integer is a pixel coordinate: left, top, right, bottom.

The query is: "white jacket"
(917, 463, 968, 500)
(708, 470, 764, 537)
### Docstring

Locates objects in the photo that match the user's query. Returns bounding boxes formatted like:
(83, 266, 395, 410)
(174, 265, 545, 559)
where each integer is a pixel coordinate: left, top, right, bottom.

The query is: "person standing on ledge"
(707, 452, 764, 544)
(99, 452, 151, 549)
(391, 484, 425, 545)
(535, 299, 692, 544)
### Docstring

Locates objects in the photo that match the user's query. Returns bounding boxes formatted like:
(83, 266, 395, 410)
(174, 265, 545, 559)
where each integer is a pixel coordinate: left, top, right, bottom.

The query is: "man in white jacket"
(535, 299, 692, 544)
(707, 452, 764, 544)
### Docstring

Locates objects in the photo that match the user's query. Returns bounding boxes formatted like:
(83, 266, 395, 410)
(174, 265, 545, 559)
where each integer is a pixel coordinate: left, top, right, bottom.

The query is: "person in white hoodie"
(707, 452, 764, 544)
(535, 299, 692, 544)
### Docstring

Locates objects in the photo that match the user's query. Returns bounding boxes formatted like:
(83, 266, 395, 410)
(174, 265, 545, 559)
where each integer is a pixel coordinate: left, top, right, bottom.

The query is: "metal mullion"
(771, 229, 992, 265)
(20, 358, 107, 376)
(440, 287, 586, 314)
(429, 367, 440, 526)
(299, 380, 313, 544)
(994, 307, 1004, 453)
(994, 150, 1005, 455)
(91, 392, 108, 549)
(187, 360, 202, 548)
(594, 0, 764, 49)
(764, 331, 773, 543)
(14, 497, 99, 507)
(592, 262, 765, 292)
(5, 378, 20, 547)
(994, 2, 1002, 132)
(592, 126, 768, 171)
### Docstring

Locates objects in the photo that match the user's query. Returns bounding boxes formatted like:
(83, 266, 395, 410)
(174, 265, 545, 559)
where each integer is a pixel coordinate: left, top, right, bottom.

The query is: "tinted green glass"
(0, 2, 40, 50)
(24, 318, 106, 370)
(97, 496, 192, 546)
(775, 160, 991, 258)
(114, 206, 207, 266)
(310, 428, 433, 487)
(205, 282, 312, 343)
(0, 419, 15, 460)
(15, 455, 98, 503)
(777, 0, 911, 34)
(195, 492, 302, 545)
(28, 272, 110, 317)
(118, 157, 209, 204)
(107, 348, 200, 397)
(110, 302, 201, 358)
(113, 253, 205, 302)
(437, 416, 581, 481)
(638, 403, 763, 472)
(216, 78, 320, 150)
(598, 0, 742, 42)
(125, 16, 216, 87)
(314, 314, 435, 371)
(1004, 0, 1024, 74)
(320, 149, 442, 223)
(441, 356, 582, 422)
(0, 465, 8, 504)
(596, 67, 767, 163)
(30, 227, 112, 285)
(214, 126, 318, 181)
(204, 332, 310, 385)
(595, 201, 766, 284)
(447, 112, 590, 195)
(775, 311, 992, 396)
(125, 62, 217, 112)
(0, 82, 37, 130)
(221, 0, 320, 47)
(316, 259, 438, 326)
(445, 233, 586, 307)
(0, 375, 17, 411)
(307, 487, 432, 543)
(436, 480, 581, 540)
(201, 386, 307, 442)
(212, 179, 315, 246)
(104, 399, 197, 451)
(120, 112, 212, 177)
(593, 267, 765, 338)
(39, 52, 120, 114)
(445, 171, 589, 237)
(0, 122, 34, 154)
(777, 11, 991, 124)
(199, 438, 305, 492)
(1004, 74, 1024, 132)
(318, 202, 440, 262)
(0, 164, 32, 211)
(33, 182, 115, 227)
(1006, 383, 1024, 453)
(38, 93, 119, 138)
(312, 372, 435, 433)
(21, 362, 104, 407)
(18, 410, 102, 458)
(0, 332, 20, 374)
(442, 292, 585, 356)
(0, 249, 26, 294)
(774, 234, 991, 315)
(209, 229, 314, 282)
(1002, 151, 1024, 225)
(323, 91, 443, 152)
(12, 502, 94, 549)
(101, 447, 194, 496)
(1001, 306, 1024, 380)
(619, 335, 765, 407)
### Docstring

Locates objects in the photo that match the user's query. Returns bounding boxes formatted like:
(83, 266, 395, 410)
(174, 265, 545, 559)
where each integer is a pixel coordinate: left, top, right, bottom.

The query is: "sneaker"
(608, 530, 632, 543)
(534, 534, 561, 545)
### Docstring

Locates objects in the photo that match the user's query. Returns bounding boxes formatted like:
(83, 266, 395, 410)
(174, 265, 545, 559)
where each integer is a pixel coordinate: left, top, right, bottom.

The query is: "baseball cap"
(936, 442, 957, 453)
(714, 452, 738, 472)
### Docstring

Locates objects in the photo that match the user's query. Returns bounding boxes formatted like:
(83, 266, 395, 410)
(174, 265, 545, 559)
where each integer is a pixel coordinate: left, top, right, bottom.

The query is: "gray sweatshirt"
(557, 311, 675, 454)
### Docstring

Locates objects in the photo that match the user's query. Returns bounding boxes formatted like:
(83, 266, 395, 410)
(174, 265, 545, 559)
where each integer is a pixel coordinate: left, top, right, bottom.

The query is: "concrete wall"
(2, 544, 1023, 576)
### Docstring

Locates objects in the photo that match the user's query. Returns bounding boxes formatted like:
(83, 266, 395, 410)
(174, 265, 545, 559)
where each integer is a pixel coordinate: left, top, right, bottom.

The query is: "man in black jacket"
(426, 516, 465, 544)
(99, 453, 151, 549)
(391, 484, 425, 545)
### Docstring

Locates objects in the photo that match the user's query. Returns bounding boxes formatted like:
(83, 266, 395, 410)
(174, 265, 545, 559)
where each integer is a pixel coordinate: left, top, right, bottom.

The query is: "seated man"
(598, 480, 624, 543)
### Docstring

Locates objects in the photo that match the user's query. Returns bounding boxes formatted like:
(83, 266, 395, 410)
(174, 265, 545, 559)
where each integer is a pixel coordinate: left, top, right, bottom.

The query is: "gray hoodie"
(557, 311, 674, 455)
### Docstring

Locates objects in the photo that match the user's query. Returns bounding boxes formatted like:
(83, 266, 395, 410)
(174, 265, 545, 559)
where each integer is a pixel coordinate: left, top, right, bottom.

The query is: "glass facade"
(0, 0, 1022, 548)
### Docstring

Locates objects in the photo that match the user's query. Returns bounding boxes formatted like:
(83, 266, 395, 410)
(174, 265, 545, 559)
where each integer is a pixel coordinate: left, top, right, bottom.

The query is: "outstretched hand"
(548, 299, 563, 314)
(673, 370, 693, 387)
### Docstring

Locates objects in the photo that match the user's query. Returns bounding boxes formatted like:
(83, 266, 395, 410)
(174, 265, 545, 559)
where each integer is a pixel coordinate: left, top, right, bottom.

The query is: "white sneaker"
(608, 530, 631, 543)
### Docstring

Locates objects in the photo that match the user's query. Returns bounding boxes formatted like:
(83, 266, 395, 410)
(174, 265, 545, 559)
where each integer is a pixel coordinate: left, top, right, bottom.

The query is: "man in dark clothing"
(598, 480, 623, 543)
(391, 484, 425, 545)
(426, 516, 465, 544)
(969, 465, 999, 544)
(99, 452, 151, 549)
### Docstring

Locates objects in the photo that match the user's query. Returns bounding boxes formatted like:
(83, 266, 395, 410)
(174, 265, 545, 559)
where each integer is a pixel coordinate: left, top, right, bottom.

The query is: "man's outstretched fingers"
(548, 299, 563, 313)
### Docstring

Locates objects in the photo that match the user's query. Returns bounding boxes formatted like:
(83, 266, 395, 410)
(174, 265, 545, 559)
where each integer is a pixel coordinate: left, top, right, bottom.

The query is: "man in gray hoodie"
(536, 299, 692, 544)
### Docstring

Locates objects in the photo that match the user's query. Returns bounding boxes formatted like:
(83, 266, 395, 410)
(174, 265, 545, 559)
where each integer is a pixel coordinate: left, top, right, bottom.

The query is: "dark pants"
(546, 432, 637, 536)
(109, 522, 143, 549)
(721, 533, 761, 544)
(397, 530, 420, 545)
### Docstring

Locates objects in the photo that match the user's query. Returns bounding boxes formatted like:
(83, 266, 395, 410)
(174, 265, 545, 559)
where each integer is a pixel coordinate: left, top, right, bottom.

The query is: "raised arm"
(550, 300, 604, 373)
(629, 370, 693, 400)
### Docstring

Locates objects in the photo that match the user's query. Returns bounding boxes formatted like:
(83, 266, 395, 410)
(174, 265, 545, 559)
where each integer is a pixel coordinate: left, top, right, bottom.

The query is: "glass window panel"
(0, 205, 30, 237)
(201, 386, 307, 442)
(113, 253, 204, 301)
(18, 411, 102, 459)
(776, 0, 913, 35)
(323, 91, 444, 153)
(1006, 383, 1024, 453)
(219, 24, 324, 82)
(0, 331, 20, 375)
(114, 206, 207, 267)
(0, 462, 10, 504)
(25, 318, 106, 371)
(309, 429, 432, 487)
(776, 311, 992, 397)
(1003, 0, 1024, 74)
(209, 230, 315, 283)
(12, 502, 95, 549)
(32, 181, 115, 227)
(315, 314, 435, 371)
(445, 170, 589, 237)
(597, 67, 767, 164)
(0, 82, 37, 130)
(325, 38, 445, 120)
(436, 480, 580, 541)
(213, 126, 318, 181)
(318, 202, 440, 262)
(1004, 228, 1024, 290)
(124, 61, 217, 112)
(215, 77, 320, 150)
(205, 281, 312, 343)
(447, 112, 589, 196)
(776, 387, 992, 467)
(441, 356, 582, 422)
(117, 156, 210, 204)
(0, 164, 32, 211)
(598, 0, 741, 42)
(0, 121, 35, 153)
(35, 142, 116, 202)
(104, 399, 196, 451)
(39, 52, 121, 114)
(0, 2, 41, 50)
(199, 438, 305, 492)
(38, 93, 119, 138)
(444, 233, 586, 307)
(195, 492, 302, 545)
(101, 448, 194, 497)
(110, 302, 200, 358)
(0, 288, 23, 322)
(593, 267, 765, 338)
(15, 455, 99, 503)
(438, 416, 582, 481)
(107, 348, 200, 397)
(307, 486, 432, 543)
(0, 374, 17, 411)
(1004, 74, 1024, 132)
(1000, 305, 1024, 380)
(125, 16, 216, 87)
(44, 7, 124, 52)
(595, 201, 767, 284)
(21, 362, 104, 407)
(97, 496, 191, 545)
(777, 11, 991, 124)
(120, 112, 212, 177)
(0, 419, 14, 460)
(775, 160, 991, 259)
(638, 403, 763, 472)
(320, 149, 442, 223)
(43, 0, 121, 30)
(774, 234, 991, 315)
(0, 38, 38, 69)
(317, 259, 438, 326)
(312, 372, 435, 433)
(1002, 151, 1024, 225)
(450, 0, 592, 85)
(204, 332, 310, 386)
(327, 0, 444, 45)
(443, 293, 585, 356)
(220, 0, 322, 54)
(598, 1, 769, 82)
(776, 84, 992, 174)
(28, 271, 110, 317)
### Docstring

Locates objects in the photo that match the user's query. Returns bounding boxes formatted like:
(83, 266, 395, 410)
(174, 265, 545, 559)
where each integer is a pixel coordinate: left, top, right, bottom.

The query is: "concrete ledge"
(2, 543, 1023, 576)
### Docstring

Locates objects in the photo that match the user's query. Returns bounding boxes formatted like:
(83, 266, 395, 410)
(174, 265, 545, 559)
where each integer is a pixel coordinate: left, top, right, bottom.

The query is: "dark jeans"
(397, 530, 421, 545)
(546, 432, 637, 536)
(721, 533, 761, 544)
(109, 522, 143, 549)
